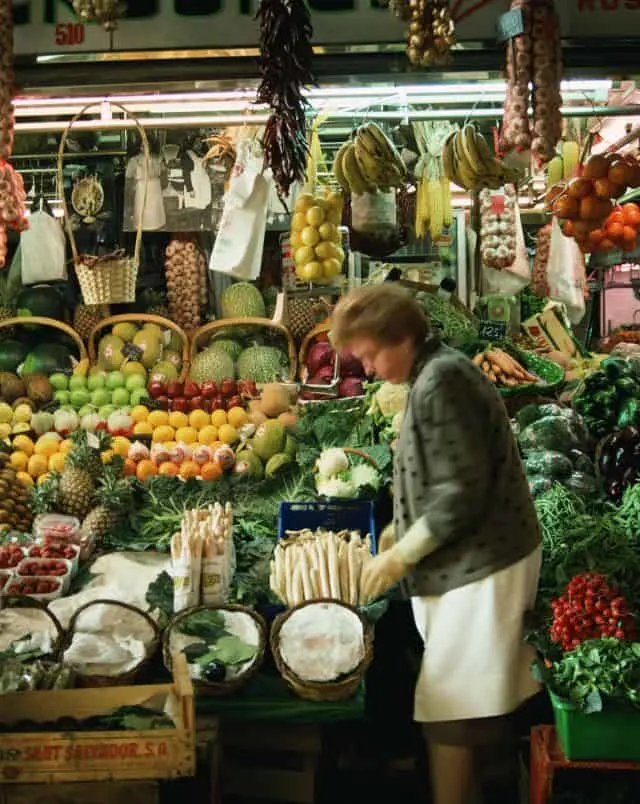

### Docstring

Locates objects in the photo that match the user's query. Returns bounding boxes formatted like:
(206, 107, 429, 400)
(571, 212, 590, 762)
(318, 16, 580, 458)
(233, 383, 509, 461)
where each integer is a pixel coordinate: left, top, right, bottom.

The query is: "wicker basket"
(0, 316, 87, 362)
(1, 594, 65, 659)
(60, 599, 160, 688)
(87, 313, 190, 381)
(58, 102, 149, 305)
(162, 604, 267, 697)
(270, 598, 374, 702)
(190, 317, 297, 383)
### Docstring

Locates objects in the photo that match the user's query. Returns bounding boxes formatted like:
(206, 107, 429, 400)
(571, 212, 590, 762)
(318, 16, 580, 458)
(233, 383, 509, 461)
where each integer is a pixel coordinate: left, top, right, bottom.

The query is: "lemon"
(326, 208, 342, 226)
(227, 407, 248, 429)
(168, 411, 189, 430)
(322, 258, 342, 279)
(314, 241, 337, 261)
(49, 452, 66, 473)
(318, 221, 337, 242)
(35, 435, 62, 459)
(297, 261, 323, 282)
(131, 405, 150, 424)
(210, 410, 228, 428)
(37, 472, 51, 486)
(13, 404, 32, 424)
(306, 206, 326, 227)
(334, 246, 345, 265)
(12, 422, 31, 435)
(218, 424, 239, 445)
(301, 226, 320, 248)
(28, 454, 48, 478)
(198, 425, 219, 446)
(59, 439, 73, 454)
(101, 449, 114, 464)
(294, 193, 315, 213)
(295, 245, 316, 266)
(17, 471, 34, 487)
(0, 424, 10, 440)
(152, 424, 176, 444)
(10, 451, 29, 472)
(111, 436, 132, 458)
(12, 435, 34, 456)
(290, 231, 302, 250)
(0, 403, 12, 424)
(148, 410, 170, 429)
(189, 409, 210, 431)
(290, 212, 307, 232)
(175, 426, 198, 445)
(133, 421, 154, 436)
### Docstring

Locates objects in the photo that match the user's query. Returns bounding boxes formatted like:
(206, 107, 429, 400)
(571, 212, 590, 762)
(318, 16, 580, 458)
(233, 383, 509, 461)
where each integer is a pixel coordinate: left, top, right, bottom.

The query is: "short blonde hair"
(331, 284, 429, 348)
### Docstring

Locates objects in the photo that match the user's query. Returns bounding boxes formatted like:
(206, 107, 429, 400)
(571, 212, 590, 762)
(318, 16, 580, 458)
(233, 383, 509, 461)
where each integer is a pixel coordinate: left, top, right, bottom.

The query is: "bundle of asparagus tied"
(270, 528, 374, 608)
(171, 503, 235, 612)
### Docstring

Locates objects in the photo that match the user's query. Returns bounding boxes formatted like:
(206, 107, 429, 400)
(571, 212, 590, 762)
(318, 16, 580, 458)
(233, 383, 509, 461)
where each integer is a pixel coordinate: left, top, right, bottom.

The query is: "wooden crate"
(1, 780, 159, 804)
(0, 656, 196, 785)
(221, 722, 322, 804)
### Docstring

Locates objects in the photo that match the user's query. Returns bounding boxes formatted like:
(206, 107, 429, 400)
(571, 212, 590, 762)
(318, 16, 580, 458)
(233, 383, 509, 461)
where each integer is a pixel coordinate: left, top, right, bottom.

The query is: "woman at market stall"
(331, 283, 542, 804)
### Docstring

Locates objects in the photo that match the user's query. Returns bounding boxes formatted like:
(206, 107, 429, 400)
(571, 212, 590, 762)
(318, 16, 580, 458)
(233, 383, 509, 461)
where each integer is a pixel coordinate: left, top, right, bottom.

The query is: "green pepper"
(616, 376, 639, 396)
(593, 389, 617, 410)
(617, 398, 640, 430)
(601, 357, 630, 381)
(584, 371, 611, 392)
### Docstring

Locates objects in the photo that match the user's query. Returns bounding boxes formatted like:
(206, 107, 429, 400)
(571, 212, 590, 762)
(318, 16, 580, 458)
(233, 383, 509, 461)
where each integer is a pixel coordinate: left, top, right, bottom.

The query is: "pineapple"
(81, 465, 133, 546)
(73, 303, 110, 342)
(288, 297, 327, 346)
(58, 431, 98, 520)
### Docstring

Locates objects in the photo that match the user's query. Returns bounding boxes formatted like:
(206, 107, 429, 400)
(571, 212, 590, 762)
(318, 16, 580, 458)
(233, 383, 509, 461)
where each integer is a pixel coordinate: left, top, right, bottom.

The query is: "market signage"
(11, 0, 640, 56)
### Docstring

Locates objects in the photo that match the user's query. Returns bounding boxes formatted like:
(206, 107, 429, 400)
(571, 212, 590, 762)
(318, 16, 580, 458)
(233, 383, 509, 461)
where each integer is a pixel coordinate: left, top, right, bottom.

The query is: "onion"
(306, 342, 335, 376)
(338, 377, 364, 398)
(339, 349, 365, 378)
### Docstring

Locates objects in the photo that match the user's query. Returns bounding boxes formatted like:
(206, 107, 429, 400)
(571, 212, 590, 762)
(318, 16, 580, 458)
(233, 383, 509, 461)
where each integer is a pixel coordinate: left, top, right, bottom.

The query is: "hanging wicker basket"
(0, 316, 87, 363)
(59, 599, 160, 688)
(270, 598, 374, 703)
(87, 313, 190, 381)
(162, 604, 268, 698)
(190, 317, 297, 383)
(58, 102, 149, 305)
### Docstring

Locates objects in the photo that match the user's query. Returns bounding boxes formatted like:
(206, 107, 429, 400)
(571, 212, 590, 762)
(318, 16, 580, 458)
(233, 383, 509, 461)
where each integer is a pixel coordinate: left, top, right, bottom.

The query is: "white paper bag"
(172, 558, 195, 613)
(20, 210, 66, 284)
(547, 217, 587, 324)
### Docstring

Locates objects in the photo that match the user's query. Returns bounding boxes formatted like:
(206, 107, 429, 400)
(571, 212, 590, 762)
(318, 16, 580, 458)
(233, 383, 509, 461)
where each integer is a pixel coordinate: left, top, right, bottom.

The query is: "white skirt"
(411, 546, 542, 723)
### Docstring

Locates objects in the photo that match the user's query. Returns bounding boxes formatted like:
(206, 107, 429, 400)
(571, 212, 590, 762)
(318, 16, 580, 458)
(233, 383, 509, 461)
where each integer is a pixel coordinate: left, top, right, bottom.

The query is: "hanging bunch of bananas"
(333, 123, 407, 195)
(413, 121, 455, 242)
(72, 0, 126, 30)
(546, 140, 581, 188)
(443, 125, 522, 192)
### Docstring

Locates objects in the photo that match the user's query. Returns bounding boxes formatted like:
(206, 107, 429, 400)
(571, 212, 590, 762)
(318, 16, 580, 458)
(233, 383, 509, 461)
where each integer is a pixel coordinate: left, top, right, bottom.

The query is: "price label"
(496, 9, 525, 43)
(478, 320, 508, 342)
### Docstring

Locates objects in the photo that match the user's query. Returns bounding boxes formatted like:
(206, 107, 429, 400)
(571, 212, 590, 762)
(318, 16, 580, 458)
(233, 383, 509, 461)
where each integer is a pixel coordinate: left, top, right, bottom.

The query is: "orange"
(136, 459, 158, 482)
(123, 458, 137, 477)
(623, 203, 640, 227)
(158, 461, 179, 477)
(606, 221, 625, 242)
(179, 460, 200, 479)
(200, 461, 223, 482)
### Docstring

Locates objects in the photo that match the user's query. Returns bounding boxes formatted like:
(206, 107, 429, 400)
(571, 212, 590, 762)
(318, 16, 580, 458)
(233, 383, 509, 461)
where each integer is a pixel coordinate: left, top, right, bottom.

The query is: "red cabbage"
(306, 342, 335, 376)
(308, 365, 335, 385)
(339, 349, 365, 378)
(339, 377, 364, 397)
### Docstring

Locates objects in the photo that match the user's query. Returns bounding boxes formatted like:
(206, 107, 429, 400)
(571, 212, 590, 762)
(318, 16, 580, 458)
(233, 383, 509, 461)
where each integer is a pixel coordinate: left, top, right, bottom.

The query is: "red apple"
(238, 379, 257, 398)
(220, 378, 237, 398)
(189, 396, 205, 412)
(212, 395, 226, 412)
(157, 395, 170, 411)
(227, 395, 243, 410)
(149, 381, 165, 399)
(201, 381, 218, 399)
(173, 397, 188, 413)
(167, 380, 184, 398)
(184, 380, 200, 399)
(200, 398, 212, 413)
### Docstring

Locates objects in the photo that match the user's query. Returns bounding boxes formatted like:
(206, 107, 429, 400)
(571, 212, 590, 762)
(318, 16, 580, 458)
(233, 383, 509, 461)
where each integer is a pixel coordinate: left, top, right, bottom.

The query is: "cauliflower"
(350, 463, 381, 491)
(390, 411, 405, 435)
(316, 448, 350, 479)
(315, 476, 357, 499)
(373, 382, 410, 418)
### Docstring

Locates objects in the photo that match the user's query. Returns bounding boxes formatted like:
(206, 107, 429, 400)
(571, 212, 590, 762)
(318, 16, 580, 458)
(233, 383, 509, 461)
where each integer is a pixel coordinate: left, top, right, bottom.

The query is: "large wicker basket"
(270, 598, 374, 702)
(58, 102, 149, 305)
(162, 604, 267, 697)
(2, 594, 65, 660)
(190, 317, 298, 383)
(59, 599, 160, 688)
(0, 316, 87, 362)
(87, 313, 190, 381)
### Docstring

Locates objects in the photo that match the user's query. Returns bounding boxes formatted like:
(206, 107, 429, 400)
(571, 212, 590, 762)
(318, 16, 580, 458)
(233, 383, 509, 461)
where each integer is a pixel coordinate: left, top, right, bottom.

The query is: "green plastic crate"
(550, 690, 640, 762)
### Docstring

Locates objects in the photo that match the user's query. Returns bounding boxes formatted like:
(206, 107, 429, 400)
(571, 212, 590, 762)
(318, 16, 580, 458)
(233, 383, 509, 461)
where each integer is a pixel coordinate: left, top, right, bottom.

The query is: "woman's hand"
(361, 550, 409, 602)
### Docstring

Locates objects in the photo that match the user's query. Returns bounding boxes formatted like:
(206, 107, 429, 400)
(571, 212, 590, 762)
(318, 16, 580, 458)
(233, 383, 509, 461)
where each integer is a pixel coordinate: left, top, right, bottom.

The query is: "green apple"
(87, 374, 106, 391)
(106, 371, 125, 390)
(125, 374, 146, 393)
(50, 373, 69, 392)
(54, 390, 70, 406)
(91, 388, 111, 408)
(78, 404, 95, 418)
(69, 375, 87, 392)
(98, 404, 117, 419)
(111, 388, 130, 407)
(129, 388, 150, 406)
(70, 389, 91, 409)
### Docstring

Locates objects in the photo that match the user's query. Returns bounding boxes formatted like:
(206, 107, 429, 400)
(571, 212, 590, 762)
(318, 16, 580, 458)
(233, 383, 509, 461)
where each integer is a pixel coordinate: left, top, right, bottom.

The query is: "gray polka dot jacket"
(392, 339, 541, 597)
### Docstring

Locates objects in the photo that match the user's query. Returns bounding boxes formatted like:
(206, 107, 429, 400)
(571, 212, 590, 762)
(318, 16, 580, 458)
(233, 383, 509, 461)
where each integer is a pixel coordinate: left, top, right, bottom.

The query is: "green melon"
(0, 340, 29, 373)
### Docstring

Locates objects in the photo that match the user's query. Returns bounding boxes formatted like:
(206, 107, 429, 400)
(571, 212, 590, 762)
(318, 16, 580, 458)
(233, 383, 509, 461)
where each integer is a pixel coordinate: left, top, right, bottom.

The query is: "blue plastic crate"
(277, 500, 377, 554)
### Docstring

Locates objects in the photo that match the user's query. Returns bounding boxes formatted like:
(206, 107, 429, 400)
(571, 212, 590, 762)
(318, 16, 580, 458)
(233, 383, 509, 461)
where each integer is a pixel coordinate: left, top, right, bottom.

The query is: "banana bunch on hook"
(333, 122, 407, 195)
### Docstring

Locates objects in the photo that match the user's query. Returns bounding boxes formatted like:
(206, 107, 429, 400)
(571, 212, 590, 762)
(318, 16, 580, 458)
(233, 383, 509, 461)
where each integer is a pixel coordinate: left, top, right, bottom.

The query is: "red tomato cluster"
(0, 545, 24, 569)
(6, 578, 61, 597)
(28, 543, 77, 561)
(550, 572, 636, 652)
(18, 559, 69, 578)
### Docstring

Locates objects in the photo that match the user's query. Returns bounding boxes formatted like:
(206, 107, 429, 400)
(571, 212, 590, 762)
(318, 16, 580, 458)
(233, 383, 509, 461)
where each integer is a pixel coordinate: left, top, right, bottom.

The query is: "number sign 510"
(55, 22, 85, 46)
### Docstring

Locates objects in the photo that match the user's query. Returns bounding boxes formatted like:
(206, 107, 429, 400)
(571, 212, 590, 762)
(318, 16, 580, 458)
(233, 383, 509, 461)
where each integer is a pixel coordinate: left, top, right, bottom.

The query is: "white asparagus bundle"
(200, 502, 235, 605)
(269, 528, 375, 608)
(170, 517, 204, 612)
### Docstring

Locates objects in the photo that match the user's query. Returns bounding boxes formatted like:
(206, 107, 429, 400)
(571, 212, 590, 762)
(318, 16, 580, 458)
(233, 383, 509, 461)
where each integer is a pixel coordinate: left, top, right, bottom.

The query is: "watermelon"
(21, 343, 74, 376)
(0, 340, 29, 373)
(16, 285, 68, 321)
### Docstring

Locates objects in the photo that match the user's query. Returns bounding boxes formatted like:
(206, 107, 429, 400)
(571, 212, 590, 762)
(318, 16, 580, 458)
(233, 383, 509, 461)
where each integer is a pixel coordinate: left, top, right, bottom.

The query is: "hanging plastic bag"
(480, 187, 530, 295)
(19, 207, 66, 284)
(209, 137, 270, 281)
(546, 216, 586, 324)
